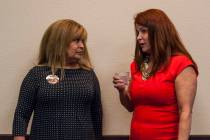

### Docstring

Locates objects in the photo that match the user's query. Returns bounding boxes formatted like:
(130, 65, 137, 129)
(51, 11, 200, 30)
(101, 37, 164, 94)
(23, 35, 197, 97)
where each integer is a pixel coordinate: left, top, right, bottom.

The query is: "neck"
(65, 59, 81, 69)
(143, 55, 150, 63)
(64, 63, 80, 69)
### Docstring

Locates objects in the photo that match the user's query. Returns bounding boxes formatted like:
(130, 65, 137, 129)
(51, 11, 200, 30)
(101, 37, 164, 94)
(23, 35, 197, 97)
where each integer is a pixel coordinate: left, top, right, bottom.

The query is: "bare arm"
(14, 136, 25, 140)
(113, 76, 134, 112)
(175, 66, 197, 140)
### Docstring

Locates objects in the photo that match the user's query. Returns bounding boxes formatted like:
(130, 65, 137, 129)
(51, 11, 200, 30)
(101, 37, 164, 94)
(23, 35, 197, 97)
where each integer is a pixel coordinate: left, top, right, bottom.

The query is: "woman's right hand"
(113, 75, 127, 92)
(113, 74, 133, 112)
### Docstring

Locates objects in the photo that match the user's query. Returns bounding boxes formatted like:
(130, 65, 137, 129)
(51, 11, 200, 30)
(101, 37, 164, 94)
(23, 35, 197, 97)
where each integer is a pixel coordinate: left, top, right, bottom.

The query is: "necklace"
(140, 56, 152, 80)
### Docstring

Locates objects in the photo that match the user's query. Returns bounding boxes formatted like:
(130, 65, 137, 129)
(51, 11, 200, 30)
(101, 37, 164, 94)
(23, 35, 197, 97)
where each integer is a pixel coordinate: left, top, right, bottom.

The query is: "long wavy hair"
(134, 9, 198, 74)
(38, 19, 92, 78)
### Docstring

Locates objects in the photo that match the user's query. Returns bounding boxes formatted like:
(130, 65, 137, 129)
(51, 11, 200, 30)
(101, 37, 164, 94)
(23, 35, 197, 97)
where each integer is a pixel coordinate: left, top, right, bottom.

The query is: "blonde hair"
(38, 19, 92, 78)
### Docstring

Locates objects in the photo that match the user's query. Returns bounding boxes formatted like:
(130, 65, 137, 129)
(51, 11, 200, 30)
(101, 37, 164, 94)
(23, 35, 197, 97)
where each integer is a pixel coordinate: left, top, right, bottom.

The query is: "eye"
(73, 38, 81, 43)
(76, 38, 81, 43)
(136, 26, 148, 34)
(140, 28, 148, 33)
(81, 39, 85, 43)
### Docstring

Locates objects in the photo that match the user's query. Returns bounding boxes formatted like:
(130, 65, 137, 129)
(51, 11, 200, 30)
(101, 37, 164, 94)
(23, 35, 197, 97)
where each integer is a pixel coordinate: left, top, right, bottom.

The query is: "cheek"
(66, 48, 74, 57)
(67, 45, 76, 55)
(145, 35, 149, 42)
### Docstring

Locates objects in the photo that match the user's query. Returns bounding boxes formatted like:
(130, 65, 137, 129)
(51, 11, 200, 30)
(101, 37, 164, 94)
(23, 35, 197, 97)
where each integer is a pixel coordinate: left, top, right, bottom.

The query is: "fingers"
(113, 75, 120, 80)
(112, 76, 124, 84)
(113, 76, 127, 91)
(113, 82, 125, 90)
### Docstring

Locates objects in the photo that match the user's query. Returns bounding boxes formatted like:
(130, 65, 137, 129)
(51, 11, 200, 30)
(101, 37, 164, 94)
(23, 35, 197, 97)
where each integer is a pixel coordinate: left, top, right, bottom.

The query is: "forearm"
(178, 112, 192, 140)
(14, 136, 25, 140)
(119, 90, 133, 112)
(92, 107, 102, 139)
(12, 113, 30, 138)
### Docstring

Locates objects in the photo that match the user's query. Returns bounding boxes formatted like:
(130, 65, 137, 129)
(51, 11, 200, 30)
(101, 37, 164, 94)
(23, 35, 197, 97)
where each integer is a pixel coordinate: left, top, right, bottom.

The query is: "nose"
(137, 32, 142, 40)
(78, 41, 84, 48)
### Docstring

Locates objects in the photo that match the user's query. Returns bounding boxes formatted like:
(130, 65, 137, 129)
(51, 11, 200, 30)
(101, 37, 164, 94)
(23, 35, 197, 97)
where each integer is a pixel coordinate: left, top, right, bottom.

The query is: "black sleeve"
(91, 71, 103, 140)
(12, 67, 38, 136)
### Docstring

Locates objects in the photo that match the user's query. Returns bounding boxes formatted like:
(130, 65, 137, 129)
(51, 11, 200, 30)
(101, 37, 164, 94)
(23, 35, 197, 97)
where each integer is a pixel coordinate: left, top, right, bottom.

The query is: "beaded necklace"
(140, 56, 152, 80)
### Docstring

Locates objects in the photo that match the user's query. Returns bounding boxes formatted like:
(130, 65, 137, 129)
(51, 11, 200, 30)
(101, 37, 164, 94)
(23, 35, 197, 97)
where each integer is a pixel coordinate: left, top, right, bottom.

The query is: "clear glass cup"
(114, 72, 130, 85)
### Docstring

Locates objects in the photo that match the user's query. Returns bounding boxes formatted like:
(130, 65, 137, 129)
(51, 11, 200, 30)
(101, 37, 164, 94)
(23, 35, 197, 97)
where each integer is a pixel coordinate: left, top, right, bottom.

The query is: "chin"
(141, 49, 148, 53)
(67, 56, 81, 63)
(74, 56, 82, 61)
(76, 55, 83, 59)
(141, 48, 151, 54)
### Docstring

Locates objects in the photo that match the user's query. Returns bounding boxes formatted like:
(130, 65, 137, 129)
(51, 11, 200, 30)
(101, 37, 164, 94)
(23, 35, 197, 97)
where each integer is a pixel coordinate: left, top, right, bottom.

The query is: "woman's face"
(66, 39, 84, 63)
(136, 24, 152, 54)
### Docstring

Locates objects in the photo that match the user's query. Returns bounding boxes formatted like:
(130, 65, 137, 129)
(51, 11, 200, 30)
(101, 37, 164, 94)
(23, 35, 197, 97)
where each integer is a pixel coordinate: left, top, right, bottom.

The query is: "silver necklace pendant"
(46, 74, 59, 84)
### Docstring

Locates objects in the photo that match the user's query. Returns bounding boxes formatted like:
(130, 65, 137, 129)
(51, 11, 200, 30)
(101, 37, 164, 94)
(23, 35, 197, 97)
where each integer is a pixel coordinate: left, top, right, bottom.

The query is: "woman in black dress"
(13, 19, 102, 140)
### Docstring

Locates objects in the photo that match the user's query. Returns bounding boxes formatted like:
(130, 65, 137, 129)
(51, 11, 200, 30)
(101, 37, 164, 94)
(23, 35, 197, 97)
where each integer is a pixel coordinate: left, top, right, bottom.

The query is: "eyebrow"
(136, 26, 148, 31)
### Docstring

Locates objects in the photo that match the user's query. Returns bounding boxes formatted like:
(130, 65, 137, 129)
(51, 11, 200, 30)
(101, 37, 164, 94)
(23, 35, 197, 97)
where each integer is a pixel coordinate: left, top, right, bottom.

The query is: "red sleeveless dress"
(129, 55, 195, 140)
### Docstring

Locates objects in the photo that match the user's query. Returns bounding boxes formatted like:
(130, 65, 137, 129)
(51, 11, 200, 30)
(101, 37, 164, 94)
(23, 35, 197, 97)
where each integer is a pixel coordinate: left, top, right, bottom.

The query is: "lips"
(138, 40, 145, 46)
(76, 51, 84, 55)
(139, 43, 145, 46)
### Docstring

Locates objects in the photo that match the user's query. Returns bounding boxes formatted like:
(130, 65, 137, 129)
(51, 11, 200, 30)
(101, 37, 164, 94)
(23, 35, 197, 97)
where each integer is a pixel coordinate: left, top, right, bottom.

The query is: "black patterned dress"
(13, 66, 102, 140)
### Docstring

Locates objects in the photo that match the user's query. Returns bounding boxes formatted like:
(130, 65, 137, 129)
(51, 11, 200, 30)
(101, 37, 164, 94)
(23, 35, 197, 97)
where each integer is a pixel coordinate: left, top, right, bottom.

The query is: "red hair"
(134, 9, 198, 74)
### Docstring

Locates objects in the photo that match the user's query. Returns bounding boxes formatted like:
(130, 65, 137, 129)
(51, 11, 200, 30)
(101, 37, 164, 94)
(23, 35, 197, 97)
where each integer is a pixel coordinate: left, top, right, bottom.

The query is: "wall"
(0, 0, 210, 135)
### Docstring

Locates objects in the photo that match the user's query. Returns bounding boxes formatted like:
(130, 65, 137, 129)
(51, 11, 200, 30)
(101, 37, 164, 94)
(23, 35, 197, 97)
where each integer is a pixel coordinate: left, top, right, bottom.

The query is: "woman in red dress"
(113, 9, 198, 140)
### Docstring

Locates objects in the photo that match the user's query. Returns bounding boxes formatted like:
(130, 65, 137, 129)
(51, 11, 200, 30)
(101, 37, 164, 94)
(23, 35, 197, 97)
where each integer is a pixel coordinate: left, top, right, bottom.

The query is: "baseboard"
(1, 134, 210, 140)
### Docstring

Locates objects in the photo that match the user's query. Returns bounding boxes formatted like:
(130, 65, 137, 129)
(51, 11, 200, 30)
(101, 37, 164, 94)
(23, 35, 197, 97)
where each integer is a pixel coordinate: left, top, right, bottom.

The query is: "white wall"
(0, 0, 210, 135)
